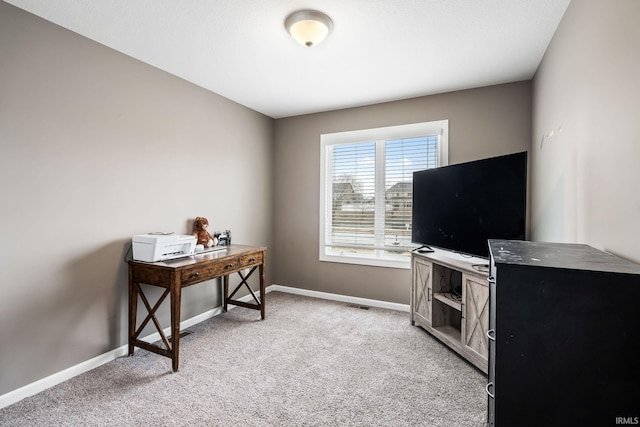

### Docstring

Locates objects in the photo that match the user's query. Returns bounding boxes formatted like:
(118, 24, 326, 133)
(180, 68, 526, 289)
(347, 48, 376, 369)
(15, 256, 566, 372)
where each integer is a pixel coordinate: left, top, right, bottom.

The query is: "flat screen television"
(411, 151, 527, 258)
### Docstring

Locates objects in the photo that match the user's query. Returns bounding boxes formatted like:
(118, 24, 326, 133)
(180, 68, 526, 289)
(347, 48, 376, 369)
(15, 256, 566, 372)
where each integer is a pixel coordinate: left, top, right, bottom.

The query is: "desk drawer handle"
(190, 272, 200, 279)
(248, 257, 256, 262)
(487, 329, 496, 341)
(225, 263, 234, 269)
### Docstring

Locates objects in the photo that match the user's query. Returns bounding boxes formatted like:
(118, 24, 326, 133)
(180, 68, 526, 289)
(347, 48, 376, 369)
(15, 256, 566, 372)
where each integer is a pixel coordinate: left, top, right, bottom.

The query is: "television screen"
(411, 151, 527, 258)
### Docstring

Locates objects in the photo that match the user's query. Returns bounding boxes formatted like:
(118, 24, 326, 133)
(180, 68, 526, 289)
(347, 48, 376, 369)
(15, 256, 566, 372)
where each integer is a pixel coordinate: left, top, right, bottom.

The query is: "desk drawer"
(132, 265, 173, 287)
(180, 258, 239, 285)
(239, 251, 263, 268)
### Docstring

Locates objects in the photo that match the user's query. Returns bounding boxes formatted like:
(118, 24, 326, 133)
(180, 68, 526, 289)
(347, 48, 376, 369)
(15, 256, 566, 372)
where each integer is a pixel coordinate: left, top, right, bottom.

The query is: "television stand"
(410, 248, 489, 373)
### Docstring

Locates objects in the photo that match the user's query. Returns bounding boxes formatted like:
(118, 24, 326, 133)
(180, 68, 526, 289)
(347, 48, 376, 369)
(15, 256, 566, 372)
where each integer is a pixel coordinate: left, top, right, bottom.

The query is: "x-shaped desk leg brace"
(129, 284, 175, 360)
(223, 266, 265, 319)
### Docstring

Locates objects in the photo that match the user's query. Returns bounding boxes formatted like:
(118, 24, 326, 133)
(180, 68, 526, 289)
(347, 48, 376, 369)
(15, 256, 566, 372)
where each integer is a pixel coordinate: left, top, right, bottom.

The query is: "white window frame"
(319, 120, 449, 269)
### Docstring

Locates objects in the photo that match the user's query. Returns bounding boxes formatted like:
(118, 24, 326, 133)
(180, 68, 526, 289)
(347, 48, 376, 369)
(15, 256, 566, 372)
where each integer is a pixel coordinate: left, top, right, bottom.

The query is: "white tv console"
(410, 248, 489, 373)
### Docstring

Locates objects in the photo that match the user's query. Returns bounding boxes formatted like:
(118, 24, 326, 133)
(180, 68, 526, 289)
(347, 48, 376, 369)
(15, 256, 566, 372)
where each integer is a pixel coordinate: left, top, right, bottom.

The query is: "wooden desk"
(128, 244, 266, 371)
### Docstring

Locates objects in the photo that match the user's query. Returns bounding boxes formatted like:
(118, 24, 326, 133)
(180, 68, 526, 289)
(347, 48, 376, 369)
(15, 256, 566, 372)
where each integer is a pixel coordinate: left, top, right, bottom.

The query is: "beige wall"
(272, 82, 531, 304)
(531, 0, 640, 263)
(0, 3, 273, 395)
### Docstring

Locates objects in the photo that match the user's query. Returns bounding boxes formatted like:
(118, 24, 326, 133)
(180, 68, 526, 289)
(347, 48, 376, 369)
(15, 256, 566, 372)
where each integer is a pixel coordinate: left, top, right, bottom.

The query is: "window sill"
(320, 252, 410, 269)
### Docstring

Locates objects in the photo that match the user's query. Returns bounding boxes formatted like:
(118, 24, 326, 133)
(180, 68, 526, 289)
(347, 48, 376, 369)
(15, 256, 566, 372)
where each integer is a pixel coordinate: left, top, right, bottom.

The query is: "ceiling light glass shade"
(285, 10, 333, 47)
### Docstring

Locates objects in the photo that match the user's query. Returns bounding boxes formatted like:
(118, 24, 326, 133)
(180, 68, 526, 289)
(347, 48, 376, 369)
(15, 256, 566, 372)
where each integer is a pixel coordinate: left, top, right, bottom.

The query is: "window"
(320, 120, 448, 268)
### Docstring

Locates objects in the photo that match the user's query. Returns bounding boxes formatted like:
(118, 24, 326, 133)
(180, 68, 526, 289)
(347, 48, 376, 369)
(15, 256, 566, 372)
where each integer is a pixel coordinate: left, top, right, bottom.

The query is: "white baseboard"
(0, 346, 130, 411)
(0, 293, 256, 410)
(0, 285, 407, 409)
(268, 284, 410, 312)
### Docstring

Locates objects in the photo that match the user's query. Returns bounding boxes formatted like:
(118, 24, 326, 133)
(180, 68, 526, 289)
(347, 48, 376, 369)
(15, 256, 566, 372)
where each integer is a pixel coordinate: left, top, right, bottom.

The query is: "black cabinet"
(487, 240, 640, 427)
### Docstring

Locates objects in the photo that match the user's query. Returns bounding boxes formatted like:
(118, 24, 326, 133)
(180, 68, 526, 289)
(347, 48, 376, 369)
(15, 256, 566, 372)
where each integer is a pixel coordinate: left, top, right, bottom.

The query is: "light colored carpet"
(0, 291, 487, 426)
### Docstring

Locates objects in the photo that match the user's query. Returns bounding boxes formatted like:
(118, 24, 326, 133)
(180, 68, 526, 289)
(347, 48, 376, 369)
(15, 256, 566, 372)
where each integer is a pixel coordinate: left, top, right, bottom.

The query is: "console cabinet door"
(412, 257, 432, 327)
(462, 274, 489, 368)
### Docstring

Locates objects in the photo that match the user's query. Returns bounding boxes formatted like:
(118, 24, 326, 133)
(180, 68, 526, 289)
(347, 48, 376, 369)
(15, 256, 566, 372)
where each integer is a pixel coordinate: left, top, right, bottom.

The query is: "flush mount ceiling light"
(285, 10, 333, 47)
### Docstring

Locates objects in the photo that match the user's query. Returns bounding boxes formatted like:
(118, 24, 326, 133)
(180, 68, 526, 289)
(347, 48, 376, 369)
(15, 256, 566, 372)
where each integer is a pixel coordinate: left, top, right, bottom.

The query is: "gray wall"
(0, 3, 273, 395)
(272, 82, 532, 304)
(531, 0, 640, 263)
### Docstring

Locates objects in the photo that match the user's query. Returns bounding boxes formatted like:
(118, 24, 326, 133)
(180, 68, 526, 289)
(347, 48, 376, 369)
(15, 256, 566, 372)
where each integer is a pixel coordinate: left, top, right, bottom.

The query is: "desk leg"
(259, 262, 265, 320)
(128, 265, 138, 356)
(170, 276, 181, 372)
(223, 275, 229, 313)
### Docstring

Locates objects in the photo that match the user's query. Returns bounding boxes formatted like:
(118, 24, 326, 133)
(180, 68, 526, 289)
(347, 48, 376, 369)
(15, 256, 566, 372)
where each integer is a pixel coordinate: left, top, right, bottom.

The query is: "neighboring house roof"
(386, 182, 412, 194)
(333, 182, 355, 195)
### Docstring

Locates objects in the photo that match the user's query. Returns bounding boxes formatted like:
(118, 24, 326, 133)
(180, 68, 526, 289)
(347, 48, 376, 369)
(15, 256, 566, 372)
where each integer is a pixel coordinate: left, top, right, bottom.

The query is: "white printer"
(132, 233, 196, 262)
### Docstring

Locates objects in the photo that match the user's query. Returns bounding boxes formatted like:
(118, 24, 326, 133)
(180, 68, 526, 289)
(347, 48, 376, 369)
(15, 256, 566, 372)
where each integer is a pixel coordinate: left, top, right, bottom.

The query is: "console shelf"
(411, 248, 489, 373)
(433, 325, 462, 343)
(433, 292, 462, 310)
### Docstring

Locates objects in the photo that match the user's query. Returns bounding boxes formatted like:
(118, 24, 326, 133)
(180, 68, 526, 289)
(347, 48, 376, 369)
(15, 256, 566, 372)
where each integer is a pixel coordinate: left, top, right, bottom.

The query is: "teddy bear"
(192, 216, 218, 248)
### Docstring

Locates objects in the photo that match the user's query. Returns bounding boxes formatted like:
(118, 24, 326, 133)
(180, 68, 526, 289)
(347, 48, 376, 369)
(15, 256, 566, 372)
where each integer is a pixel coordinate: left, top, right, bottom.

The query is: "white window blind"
(384, 136, 439, 248)
(320, 120, 448, 268)
(330, 141, 376, 248)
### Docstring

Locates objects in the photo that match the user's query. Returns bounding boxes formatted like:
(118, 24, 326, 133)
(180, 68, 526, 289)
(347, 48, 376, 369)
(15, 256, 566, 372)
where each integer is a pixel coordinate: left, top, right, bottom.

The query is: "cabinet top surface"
(488, 240, 640, 275)
(412, 247, 489, 277)
(129, 244, 266, 270)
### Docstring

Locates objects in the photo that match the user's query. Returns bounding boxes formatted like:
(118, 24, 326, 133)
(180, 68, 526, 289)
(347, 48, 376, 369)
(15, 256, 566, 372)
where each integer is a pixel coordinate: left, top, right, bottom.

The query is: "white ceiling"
(5, 0, 570, 119)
